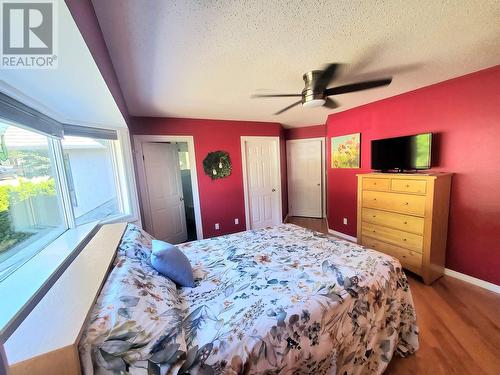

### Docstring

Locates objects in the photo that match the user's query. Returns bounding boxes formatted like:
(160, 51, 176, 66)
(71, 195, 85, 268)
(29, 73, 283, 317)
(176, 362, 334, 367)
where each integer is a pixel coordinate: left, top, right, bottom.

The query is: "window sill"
(100, 212, 137, 225)
(4, 223, 127, 372)
(0, 227, 67, 283)
(0, 221, 99, 341)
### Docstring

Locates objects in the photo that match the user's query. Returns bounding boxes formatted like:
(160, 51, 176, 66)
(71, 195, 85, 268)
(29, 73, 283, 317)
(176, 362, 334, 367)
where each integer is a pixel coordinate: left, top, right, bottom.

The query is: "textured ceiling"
(92, 0, 500, 128)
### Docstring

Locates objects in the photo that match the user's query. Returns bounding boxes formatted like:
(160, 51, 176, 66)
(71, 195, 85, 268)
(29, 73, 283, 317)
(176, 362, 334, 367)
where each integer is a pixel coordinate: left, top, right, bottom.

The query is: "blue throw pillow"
(150, 240, 195, 287)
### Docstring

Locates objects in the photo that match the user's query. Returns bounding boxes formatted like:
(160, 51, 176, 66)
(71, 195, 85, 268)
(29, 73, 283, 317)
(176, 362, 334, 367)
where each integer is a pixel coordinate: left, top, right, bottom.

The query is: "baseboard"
(444, 268, 499, 294)
(328, 229, 357, 243)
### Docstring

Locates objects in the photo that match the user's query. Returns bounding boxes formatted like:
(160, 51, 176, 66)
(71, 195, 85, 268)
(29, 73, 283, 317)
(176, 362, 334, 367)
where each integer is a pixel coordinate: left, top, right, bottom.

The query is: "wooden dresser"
(357, 172, 452, 284)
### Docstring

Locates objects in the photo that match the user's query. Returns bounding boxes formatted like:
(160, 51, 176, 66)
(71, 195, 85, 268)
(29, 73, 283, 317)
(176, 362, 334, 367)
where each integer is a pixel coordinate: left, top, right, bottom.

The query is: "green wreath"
(203, 151, 232, 180)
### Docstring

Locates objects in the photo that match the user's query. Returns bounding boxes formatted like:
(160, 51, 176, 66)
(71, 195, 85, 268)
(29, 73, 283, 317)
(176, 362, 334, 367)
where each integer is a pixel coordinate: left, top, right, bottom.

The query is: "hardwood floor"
(386, 275, 500, 375)
(286, 216, 500, 375)
(285, 216, 330, 233)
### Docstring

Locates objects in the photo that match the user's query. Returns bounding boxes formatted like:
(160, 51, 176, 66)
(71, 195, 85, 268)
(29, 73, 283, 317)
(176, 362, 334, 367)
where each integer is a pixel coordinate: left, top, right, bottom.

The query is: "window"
(178, 142, 191, 170)
(0, 123, 65, 280)
(0, 92, 137, 282)
(61, 136, 121, 226)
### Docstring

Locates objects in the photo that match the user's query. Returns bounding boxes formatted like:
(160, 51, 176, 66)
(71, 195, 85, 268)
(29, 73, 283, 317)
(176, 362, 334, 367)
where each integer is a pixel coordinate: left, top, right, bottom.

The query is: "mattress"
(79, 223, 419, 374)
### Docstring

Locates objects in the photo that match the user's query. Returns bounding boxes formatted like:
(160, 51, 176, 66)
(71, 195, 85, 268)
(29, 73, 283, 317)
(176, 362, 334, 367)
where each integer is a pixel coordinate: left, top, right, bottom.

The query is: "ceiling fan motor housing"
(302, 70, 326, 107)
(252, 63, 391, 114)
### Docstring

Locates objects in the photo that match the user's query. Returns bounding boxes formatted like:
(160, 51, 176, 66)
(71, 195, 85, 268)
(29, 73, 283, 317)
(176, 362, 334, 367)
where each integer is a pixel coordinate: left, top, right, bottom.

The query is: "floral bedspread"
(79, 224, 419, 375)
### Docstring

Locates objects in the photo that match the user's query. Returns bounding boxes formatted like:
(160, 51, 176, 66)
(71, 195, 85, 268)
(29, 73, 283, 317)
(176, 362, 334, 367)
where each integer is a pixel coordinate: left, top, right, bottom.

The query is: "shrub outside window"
(0, 123, 65, 280)
(0, 117, 132, 281)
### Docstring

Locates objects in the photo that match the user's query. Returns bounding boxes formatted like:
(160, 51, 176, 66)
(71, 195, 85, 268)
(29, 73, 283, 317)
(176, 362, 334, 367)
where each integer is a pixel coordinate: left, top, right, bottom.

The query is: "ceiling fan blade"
(274, 100, 302, 115)
(324, 78, 392, 96)
(323, 97, 339, 109)
(251, 93, 302, 98)
(314, 63, 341, 93)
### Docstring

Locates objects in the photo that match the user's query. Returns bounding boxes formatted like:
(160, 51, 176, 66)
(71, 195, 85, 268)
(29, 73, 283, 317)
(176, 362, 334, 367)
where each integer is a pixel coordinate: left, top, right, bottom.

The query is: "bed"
(79, 223, 419, 374)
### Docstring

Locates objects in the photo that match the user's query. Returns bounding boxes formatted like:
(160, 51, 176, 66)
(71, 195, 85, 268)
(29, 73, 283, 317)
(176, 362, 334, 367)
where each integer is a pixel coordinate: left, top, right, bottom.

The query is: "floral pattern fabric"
(80, 223, 419, 374)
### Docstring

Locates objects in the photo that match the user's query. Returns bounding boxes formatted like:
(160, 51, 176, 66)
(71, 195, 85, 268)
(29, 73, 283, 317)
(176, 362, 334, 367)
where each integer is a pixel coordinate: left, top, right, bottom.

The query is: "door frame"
(133, 135, 203, 240)
(286, 137, 326, 218)
(240, 136, 283, 230)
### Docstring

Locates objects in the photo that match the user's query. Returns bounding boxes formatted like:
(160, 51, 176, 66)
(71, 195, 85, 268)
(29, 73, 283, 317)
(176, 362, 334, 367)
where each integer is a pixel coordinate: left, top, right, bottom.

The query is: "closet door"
(287, 139, 323, 218)
(242, 137, 282, 229)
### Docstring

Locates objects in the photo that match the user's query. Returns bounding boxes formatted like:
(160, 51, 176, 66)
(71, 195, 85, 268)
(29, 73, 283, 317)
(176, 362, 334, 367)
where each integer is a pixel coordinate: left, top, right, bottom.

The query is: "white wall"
(67, 148, 115, 218)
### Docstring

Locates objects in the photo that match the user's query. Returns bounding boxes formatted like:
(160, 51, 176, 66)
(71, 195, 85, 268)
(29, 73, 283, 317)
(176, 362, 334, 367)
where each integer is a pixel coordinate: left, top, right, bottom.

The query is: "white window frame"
(49, 138, 76, 228)
(0, 93, 142, 374)
(0, 125, 139, 281)
(0, 125, 140, 369)
(99, 128, 141, 226)
(55, 127, 140, 227)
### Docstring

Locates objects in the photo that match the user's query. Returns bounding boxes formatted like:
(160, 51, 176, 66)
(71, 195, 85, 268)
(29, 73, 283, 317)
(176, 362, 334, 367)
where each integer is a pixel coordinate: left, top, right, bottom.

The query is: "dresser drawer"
(362, 222, 423, 252)
(362, 178, 390, 191)
(362, 190, 426, 216)
(391, 179, 427, 194)
(362, 208, 424, 235)
(362, 236, 422, 274)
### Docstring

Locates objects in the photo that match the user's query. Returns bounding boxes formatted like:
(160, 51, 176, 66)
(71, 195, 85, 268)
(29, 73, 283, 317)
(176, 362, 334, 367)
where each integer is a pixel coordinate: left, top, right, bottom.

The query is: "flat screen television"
(371, 133, 432, 171)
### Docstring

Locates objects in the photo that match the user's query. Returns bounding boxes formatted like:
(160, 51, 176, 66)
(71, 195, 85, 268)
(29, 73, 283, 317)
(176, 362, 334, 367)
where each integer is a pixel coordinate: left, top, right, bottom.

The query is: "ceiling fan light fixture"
(301, 70, 327, 108)
(302, 98, 326, 108)
(252, 63, 392, 115)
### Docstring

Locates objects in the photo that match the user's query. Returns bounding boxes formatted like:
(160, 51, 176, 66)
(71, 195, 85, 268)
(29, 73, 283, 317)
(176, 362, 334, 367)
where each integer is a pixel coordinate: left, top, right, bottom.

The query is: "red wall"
(130, 117, 286, 238)
(284, 125, 325, 140)
(326, 65, 500, 284)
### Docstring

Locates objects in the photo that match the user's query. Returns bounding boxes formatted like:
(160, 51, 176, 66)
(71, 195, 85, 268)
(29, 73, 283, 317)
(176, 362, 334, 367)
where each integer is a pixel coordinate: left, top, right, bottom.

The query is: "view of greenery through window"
(0, 124, 63, 277)
(0, 125, 125, 279)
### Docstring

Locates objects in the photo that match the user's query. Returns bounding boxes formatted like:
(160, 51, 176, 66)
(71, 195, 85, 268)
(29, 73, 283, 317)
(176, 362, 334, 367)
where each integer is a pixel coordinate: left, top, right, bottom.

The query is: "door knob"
(317, 183, 321, 186)
(272, 188, 276, 192)
(180, 197, 184, 201)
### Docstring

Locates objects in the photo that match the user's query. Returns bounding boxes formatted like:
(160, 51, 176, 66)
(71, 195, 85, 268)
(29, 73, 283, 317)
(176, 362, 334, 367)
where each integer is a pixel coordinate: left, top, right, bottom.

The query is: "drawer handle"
(373, 198, 377, 201)
(372, 215, 377, 218)
(373, 182, 377, 185)
(372, 230, 376, 233)
(405, 184, 410, 188)
(403, 202, 409, 206)
(403, 221, 408, 224)
(402, 238, 407, 242)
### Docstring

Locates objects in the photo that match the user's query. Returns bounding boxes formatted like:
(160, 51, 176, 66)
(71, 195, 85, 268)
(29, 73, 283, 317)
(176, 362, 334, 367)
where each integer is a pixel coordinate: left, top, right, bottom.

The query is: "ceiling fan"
(252, 63, 392, 115)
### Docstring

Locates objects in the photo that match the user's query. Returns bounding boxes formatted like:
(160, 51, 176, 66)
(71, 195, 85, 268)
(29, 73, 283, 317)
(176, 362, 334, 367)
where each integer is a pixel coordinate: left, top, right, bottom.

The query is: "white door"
(142, 142, 187, 244)
(242, 137, 282, 229)
(287, 139, 323, 218)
